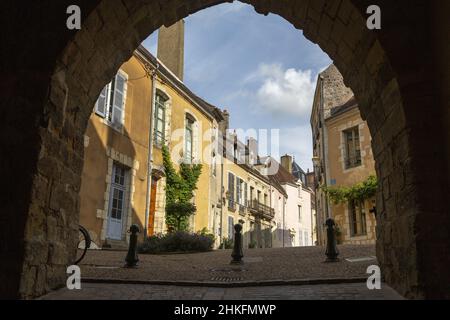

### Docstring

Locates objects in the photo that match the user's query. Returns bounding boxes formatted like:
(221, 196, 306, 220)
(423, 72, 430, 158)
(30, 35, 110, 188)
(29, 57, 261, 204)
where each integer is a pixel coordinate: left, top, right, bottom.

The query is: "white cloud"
(244, 63, 317, 118)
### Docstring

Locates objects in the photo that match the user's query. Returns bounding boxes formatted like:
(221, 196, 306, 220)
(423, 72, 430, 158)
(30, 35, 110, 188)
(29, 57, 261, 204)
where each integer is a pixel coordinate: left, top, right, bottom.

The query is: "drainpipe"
(144, 63, 159, 238)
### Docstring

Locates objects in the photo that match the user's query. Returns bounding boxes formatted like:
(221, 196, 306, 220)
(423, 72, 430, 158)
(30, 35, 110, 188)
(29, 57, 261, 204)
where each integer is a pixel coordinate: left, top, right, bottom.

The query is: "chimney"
(219, 109, 230, 132)
(281, 154, 293, 174)
(247, 137, 258, 166)
(157, 20, 185, 81)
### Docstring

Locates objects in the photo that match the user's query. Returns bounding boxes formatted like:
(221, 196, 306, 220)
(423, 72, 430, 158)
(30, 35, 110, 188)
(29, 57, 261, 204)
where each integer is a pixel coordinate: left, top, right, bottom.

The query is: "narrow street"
(40, 282, 403, 300)
(39, 245, 403, 300)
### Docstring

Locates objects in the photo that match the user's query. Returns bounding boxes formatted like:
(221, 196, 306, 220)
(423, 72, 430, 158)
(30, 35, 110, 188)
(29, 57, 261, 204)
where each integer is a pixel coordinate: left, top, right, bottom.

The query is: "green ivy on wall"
(162, 146, 202, 232)
(322, 175, 378, 205)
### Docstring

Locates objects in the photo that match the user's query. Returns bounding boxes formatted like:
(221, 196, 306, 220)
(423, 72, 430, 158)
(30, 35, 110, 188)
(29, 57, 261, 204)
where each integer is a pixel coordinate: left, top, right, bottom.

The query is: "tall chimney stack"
(281, 155, 293, 174)
(157, 20, 185, 81)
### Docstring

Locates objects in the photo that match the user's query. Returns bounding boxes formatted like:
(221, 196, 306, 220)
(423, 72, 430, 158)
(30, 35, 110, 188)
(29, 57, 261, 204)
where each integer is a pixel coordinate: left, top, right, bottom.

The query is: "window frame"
(185, 115, 195, 163)
(349, 199, 368, 237)
(343, 126, 362, 169)
(154, 92, 168, 147)
(94, 69, 128, 130)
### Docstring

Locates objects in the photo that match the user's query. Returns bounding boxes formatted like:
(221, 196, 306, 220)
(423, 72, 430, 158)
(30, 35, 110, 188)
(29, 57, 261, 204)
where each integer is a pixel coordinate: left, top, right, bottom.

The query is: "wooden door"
(148, 177, 158, 236)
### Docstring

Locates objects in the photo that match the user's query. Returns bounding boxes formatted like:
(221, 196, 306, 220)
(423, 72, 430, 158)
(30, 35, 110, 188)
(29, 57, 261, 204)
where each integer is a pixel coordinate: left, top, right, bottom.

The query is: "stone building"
(217, 133, 287, 249)
(311, 65, 377, 246)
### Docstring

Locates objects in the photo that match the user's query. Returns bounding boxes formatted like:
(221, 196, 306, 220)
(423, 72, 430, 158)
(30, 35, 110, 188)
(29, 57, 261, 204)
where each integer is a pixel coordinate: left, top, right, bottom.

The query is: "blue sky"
(143, 1, 331, 171)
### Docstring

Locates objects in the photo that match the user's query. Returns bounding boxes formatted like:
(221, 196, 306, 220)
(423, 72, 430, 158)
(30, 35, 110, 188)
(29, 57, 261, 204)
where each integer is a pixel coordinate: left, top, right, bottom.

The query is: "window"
(304, 231, 309, 246)
(228, 216, 235, 240)
(95, 71, 128, 129)
(349, 200, 367, 236)
(236, 178, 241, 205)
(154, 93, 167, 146)
(298, 205, 302, 223)
(185, 115, 195, 163)
(343, 126, 362, 169)
(244, 182, 248, 206)
(228, 173, 235, 210)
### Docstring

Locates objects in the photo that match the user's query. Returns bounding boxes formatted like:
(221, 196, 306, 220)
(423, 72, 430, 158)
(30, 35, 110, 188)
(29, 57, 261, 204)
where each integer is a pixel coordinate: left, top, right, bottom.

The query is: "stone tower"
(157, 20, 185, 81)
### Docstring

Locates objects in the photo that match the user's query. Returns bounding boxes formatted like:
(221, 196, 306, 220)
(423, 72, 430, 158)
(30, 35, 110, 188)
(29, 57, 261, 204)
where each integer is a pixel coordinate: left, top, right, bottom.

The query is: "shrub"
(248, 241, 257, 249)
(138, 231, 214, 254)
(219, 237, 234, 249)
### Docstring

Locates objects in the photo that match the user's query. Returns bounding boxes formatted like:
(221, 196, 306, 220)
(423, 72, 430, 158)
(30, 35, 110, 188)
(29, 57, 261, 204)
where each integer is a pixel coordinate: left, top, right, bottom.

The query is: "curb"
(81, 277, 368, 288)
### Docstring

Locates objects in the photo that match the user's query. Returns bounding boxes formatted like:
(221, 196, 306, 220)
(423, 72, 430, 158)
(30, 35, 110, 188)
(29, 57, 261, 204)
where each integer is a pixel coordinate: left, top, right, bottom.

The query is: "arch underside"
(0, 0, 448, 299)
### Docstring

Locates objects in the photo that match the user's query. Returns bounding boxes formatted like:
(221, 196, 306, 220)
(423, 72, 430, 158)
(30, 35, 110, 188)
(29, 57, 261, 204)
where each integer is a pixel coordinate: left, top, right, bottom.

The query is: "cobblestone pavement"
(40, 282, 404, 300)
(79, 245, 377, 283)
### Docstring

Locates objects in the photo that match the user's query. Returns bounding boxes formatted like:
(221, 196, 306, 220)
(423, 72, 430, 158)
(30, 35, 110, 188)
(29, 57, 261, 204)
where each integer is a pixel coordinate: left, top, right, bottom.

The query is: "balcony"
(248, 199, 275, 221)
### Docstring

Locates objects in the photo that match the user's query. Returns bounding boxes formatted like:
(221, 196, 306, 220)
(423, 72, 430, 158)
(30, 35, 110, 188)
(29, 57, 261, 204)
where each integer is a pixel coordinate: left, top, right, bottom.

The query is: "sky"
(142, 1, 332, 171)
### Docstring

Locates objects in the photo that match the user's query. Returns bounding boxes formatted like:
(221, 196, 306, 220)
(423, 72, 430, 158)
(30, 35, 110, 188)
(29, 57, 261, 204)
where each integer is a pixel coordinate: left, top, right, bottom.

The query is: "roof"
(329, 96, 358, 119)
(135, 45, 225, 122)
(292, 160, 306, 181)
(261, 156, 298, 186)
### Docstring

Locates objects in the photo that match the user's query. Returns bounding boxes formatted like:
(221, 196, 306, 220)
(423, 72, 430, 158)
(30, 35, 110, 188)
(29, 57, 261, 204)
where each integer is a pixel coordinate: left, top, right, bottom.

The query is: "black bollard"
(125, 224, 140, 268)
(325, 218, 340, 262)
(230, 224, 244, 265)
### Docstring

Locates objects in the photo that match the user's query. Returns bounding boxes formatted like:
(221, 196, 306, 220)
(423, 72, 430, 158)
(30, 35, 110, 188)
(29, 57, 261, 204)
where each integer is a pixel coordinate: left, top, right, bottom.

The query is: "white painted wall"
(270, 186, 286, 248)
(283, 182, 314, 247)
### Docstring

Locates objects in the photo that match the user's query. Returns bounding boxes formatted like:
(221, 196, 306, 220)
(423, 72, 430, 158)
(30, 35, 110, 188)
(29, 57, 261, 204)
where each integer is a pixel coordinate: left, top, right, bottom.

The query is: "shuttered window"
(95, 70, 128, 129)
(95, 84, 110, 117)
(185, 115, 194, 163)
(228, 216, 235, 240)
(236, 178, 241, 205)
(154, 93, 167, 146)
(228, 173, 235, 209)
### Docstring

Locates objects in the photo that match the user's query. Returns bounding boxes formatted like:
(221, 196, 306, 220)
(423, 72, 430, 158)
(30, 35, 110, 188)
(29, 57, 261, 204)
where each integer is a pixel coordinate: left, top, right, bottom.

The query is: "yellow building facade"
(311, 65, 377, 246)
(325, 102, 377, 245)
(79, 46, 223, 248)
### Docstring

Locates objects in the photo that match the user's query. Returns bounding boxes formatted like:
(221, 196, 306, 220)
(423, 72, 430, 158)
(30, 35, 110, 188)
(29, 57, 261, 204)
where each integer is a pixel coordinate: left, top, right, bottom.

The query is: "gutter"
(144, 63, 159, 238)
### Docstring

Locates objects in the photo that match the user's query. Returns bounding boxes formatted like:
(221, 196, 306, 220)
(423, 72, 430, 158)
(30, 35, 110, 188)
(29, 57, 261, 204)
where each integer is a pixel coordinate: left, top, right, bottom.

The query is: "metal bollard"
(325, 218, 340, 262)
(230, 224, 244, 265)
(125, 224, 140, 268)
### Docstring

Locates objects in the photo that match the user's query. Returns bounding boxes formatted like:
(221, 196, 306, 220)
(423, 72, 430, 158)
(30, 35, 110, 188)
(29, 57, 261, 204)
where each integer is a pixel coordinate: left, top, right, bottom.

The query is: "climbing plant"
(162, 146, 202, 232)
(322, 175, 378, 205)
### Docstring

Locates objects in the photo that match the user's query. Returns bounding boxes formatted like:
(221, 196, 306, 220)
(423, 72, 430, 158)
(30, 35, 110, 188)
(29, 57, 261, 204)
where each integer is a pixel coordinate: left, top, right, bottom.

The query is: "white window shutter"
(95, 83, 110, 117)
(112, 71, 128, 128)
(192, 121, 199, 162)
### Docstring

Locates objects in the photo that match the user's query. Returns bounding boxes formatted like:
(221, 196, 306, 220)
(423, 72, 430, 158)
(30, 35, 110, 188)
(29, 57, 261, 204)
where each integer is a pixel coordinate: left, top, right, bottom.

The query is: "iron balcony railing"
(247, 199, 275, 220)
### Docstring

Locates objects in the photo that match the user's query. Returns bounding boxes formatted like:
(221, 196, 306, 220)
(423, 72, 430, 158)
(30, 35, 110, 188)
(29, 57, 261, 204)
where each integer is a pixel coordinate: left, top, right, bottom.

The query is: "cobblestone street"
(79, 245, 377, 283)
(39, 245, 404, 300)
(40, 282, 404, 300)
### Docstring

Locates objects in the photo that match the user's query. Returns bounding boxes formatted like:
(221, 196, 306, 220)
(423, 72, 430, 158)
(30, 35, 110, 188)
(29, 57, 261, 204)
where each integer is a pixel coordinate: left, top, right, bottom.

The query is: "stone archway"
(0, 0, 448, 299)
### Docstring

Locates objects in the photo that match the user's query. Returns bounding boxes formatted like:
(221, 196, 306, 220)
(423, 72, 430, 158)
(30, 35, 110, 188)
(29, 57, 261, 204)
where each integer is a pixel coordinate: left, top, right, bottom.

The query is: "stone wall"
(1, 0, 449, 299)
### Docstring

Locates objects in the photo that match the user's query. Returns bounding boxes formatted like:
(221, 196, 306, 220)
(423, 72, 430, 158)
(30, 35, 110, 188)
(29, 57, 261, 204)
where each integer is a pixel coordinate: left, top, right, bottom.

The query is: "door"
(148, 177, 158, 236)
(107, 164, 127, 240)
